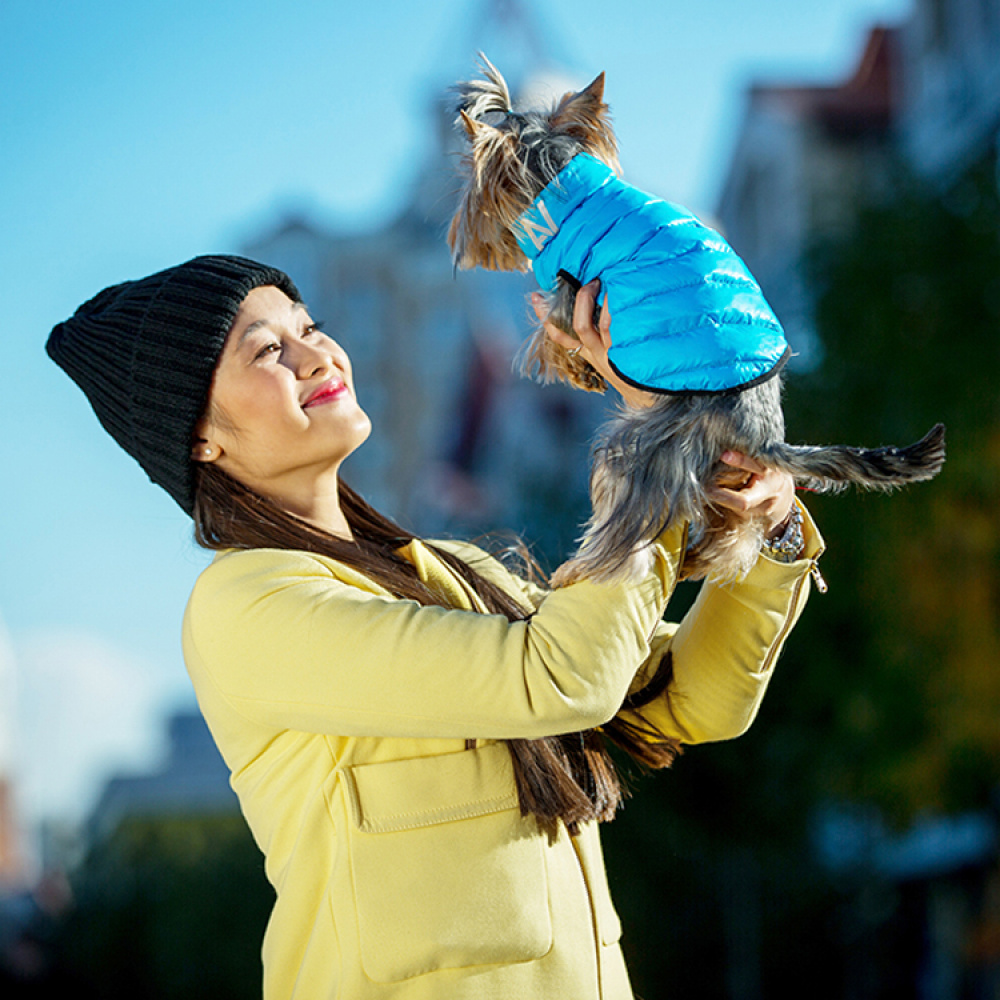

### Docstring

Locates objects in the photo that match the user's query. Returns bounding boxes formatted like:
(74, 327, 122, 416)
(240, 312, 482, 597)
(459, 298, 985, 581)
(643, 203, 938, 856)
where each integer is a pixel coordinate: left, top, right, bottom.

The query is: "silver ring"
(569, 347, 582, 357)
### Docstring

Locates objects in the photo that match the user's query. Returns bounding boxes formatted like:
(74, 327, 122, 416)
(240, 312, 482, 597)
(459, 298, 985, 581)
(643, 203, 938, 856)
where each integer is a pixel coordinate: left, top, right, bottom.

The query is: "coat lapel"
(398, 540, 488, 613)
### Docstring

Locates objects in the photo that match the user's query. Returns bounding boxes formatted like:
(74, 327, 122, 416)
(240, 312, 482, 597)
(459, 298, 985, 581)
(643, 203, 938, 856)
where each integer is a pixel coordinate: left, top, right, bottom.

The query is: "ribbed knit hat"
(46, 255, 301, 515)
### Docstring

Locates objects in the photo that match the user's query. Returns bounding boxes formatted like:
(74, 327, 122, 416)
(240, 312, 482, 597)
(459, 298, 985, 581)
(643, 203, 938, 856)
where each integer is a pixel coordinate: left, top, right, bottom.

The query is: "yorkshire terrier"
(448, 57, 945, 586)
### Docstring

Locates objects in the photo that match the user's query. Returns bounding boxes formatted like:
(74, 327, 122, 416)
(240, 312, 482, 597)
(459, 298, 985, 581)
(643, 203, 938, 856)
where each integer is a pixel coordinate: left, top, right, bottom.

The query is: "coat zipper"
(759, 559, 822, 674)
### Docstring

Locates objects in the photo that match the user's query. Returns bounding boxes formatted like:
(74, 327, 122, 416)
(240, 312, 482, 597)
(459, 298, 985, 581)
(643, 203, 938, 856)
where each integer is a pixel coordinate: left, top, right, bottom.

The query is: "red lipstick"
(303, 379, 348, 407)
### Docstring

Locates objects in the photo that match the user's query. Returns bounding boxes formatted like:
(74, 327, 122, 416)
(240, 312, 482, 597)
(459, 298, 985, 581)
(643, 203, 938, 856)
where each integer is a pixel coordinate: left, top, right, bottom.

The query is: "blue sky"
(0, 0, 912, 846)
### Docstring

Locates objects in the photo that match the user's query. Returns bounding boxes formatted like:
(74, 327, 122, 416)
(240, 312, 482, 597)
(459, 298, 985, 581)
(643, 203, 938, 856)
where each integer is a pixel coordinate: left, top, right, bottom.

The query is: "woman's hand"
(712, 451, 796, 539)
(531, 280, 658, 409)
(532, 284, 796, 535)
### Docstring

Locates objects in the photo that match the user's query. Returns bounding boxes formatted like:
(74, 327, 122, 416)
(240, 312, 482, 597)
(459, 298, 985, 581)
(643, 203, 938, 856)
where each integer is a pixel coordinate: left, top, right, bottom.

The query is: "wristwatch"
(761, 502, 805, 562)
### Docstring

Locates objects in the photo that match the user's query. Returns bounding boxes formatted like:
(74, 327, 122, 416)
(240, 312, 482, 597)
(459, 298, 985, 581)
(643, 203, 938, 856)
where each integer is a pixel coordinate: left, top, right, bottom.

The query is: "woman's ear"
(191, 438, 222, 463)
(191, 418, 222, 463)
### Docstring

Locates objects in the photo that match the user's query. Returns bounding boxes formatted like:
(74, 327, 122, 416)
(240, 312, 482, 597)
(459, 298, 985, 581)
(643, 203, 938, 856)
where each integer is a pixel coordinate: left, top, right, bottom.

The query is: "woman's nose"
(290, 340, 334, 378)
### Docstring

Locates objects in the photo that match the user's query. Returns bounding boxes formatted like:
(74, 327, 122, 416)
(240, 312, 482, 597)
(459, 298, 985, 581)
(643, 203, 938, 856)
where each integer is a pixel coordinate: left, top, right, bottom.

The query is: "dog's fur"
(449, 57, 946, 585)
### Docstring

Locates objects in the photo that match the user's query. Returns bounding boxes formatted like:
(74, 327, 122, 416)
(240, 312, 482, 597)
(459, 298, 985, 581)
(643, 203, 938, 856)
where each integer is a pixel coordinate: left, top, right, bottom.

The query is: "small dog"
(448, 57, 945, 585)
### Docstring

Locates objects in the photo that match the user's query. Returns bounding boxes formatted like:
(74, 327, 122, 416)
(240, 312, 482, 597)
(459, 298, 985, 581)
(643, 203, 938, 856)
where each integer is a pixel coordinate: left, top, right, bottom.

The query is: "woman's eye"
(254, 341, 281, 360)
(304, 321, 325, 337)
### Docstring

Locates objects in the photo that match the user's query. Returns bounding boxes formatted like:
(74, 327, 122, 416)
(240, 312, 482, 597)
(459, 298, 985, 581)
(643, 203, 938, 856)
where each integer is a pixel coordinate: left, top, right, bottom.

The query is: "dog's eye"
(479, 110, 509, 128)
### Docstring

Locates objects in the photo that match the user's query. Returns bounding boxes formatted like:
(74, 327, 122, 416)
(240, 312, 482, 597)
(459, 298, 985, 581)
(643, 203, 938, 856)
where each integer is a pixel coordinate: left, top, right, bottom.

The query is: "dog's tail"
(761, 423, 946, 492)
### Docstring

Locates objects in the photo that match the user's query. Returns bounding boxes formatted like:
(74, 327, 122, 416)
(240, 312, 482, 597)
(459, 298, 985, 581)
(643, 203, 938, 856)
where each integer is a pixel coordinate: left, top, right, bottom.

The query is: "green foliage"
(52, 813, 273, 999)
(786, 154, 1000, 820)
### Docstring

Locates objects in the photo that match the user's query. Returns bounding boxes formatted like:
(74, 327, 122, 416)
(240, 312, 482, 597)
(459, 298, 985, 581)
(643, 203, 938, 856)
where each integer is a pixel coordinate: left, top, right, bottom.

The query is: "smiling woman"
(192, 286, 371, 536)
(46, 254, 822, 1000)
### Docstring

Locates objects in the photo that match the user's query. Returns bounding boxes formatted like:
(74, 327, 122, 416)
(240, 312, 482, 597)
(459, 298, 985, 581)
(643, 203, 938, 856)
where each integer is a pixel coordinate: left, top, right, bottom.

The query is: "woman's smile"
(303, 378, 350, 408)
(193, 285, 372, 508)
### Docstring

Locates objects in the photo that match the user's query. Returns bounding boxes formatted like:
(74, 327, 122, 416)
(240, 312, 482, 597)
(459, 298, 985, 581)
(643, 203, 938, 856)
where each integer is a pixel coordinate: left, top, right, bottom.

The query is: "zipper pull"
(809, 562, 828, 594)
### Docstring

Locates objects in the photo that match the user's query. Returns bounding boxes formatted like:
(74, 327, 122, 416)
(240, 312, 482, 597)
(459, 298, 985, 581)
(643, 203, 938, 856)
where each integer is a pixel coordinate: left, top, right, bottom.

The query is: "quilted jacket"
(514, 153, 790, 395)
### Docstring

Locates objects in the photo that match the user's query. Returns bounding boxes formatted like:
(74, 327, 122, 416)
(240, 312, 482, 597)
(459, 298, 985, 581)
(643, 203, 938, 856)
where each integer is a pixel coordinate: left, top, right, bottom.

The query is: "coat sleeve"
(617, 501, 824, 745)
(182, 526, 685, 742)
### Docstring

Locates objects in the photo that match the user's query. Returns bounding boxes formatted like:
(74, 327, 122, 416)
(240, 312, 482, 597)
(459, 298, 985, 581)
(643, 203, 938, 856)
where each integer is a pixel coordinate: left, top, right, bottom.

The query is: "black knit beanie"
(46, 255, 301, 516)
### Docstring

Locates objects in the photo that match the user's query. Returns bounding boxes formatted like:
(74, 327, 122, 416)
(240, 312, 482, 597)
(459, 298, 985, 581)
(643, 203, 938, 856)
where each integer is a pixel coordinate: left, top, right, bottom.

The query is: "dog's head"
(448, 56, 619, 272)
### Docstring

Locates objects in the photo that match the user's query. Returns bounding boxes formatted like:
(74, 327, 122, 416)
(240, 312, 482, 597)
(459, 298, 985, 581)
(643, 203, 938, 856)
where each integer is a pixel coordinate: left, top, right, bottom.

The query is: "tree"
(51, 813, 273, 999)
(786, 153, 1000, 818)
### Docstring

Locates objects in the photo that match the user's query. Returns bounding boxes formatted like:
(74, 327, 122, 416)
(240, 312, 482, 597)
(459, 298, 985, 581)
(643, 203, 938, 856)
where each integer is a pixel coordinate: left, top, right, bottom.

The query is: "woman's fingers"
(542, 318, 584, 355)
(571, 280, 607, 353)
(712, 479, 768, 513)
(596, 294, 613, 350)
(720, 449, 768, 477)
(532, 279, 605, 357)
(711, 458, 796, 534)
(531, 282, 603, 369)
(532, 291, 594, 363)
(533, 282, 656, 408)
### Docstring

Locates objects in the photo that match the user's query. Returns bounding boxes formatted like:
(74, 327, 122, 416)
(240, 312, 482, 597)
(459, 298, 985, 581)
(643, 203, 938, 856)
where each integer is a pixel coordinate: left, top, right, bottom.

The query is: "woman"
(48, 255, 823, 999)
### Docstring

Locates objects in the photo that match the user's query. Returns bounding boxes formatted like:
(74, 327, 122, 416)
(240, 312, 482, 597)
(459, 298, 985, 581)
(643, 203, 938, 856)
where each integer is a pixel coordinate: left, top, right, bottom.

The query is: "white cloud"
(8, 624, 185, 830)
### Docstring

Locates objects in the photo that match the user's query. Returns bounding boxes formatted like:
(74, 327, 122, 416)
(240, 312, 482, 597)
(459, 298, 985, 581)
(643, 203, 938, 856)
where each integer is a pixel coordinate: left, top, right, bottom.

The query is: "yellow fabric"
(181, 509, 823, 999)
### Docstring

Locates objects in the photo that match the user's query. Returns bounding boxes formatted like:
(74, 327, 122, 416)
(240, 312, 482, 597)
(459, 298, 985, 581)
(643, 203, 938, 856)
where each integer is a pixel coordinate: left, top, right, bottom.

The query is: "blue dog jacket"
(514, 154, 790, 395)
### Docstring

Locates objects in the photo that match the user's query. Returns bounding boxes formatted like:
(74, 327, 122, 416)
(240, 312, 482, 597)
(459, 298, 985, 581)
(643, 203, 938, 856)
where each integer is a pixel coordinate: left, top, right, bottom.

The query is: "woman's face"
(193, 285, 371, 499)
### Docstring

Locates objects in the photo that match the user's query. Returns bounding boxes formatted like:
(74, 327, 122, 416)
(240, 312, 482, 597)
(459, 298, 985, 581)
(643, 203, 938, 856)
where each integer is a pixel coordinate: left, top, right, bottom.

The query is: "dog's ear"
(550, 73, 620, 172)
(551, 73, 606, 123)
(448, 112, 532, 272)
(579, 72, 606, 106)
(457, 108, 491, 141)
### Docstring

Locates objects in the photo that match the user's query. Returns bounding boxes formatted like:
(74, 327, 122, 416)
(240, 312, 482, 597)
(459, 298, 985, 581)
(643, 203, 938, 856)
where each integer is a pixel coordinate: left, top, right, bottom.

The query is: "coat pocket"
(342, 743, 553, 983)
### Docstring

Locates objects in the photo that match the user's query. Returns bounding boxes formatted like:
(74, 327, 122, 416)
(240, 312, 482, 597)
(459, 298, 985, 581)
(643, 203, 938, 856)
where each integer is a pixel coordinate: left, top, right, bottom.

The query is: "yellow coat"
(181, 510, 823, 999)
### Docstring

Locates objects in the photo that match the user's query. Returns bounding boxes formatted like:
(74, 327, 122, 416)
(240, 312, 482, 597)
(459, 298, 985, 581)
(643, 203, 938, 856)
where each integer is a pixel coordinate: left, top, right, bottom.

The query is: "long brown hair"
(192, 463, 681, 837)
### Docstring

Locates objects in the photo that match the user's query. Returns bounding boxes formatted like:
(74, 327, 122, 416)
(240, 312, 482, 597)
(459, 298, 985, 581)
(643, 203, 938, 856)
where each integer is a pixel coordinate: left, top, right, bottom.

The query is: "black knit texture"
(46, 255, 300, 515)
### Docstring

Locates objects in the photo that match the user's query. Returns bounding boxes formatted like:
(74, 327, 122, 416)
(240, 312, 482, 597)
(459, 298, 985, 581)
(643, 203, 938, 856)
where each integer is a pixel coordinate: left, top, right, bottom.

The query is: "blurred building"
(898, 0, 1000, 183)
(241, 0, 606, 560)
(716, 0, 1000, 367)
(0, 783, 21, 889)
(816, 804, 1000, 997)
(0, 620, 25, 890)
(86, 712, 237, 844)
(715, 25, 900, 369)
